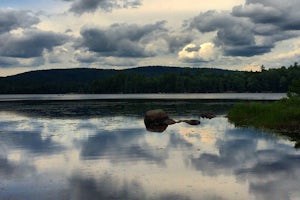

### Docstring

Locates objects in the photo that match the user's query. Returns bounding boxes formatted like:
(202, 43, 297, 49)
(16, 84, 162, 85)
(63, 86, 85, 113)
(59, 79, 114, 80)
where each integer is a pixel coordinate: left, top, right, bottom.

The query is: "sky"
(1, 0, 300, 76)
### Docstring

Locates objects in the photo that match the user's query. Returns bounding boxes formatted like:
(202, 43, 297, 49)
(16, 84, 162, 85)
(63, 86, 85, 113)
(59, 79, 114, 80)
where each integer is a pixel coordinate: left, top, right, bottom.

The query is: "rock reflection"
(144, 122, 168, 133)
(144, 109, 200, 133)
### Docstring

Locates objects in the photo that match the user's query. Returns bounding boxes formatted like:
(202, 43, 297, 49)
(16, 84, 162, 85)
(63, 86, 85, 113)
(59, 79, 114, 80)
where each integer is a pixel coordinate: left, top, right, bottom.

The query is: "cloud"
(223, 45, 273, 57)
(62, 0, 142, 14)
(187, 0, 300, 58)
(78, 21, 189, 58)
(75, 50, 98, 63)
(232, 3, 283, 24)
(0, 9, 39, 34)
(178, 43, 219, 63)
(234, 0, 300, 30)
(100, 57, 138, 67)
(0, 57, 20, 68)
(189, 11, 274, 57)
(0, 30, 68, 58)
(189, 10, 236, 33)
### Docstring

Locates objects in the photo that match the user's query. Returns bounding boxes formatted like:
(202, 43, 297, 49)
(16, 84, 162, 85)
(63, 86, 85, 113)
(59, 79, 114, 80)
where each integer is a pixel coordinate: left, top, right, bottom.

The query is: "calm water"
(0, 99, 299, 200)
(0, 93, 286, 101)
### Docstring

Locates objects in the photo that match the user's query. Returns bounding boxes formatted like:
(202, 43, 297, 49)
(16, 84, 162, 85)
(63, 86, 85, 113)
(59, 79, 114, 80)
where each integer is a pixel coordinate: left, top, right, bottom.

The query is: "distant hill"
(124, 66, 232, 76)
(0, 66, 232, 86)
(3, 68, 116, 83)
(2, 66, 232, 79)
(0, 65, 299, 94)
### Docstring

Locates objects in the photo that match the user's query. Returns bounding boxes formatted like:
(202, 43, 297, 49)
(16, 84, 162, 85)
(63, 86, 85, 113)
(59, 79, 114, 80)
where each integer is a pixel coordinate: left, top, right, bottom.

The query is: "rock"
(144, 109, 201, 132)
(163, 118, 177, 125)
(200, 112, 216, 119)
(182, 120, 201, 125)
(145, 109, 169, 122)
(144, 109, 170, 133)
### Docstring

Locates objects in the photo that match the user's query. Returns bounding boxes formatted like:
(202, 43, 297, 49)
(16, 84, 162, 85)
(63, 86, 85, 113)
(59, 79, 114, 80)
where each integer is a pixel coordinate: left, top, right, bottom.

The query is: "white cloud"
(1, 0, 300, 75)
(178, 43, 220, 63)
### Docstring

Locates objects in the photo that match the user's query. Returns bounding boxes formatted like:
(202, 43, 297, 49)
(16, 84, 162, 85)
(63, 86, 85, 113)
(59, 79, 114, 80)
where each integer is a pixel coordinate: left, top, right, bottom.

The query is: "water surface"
(0, 93, 286, 101)
(0, 100, 299, 200)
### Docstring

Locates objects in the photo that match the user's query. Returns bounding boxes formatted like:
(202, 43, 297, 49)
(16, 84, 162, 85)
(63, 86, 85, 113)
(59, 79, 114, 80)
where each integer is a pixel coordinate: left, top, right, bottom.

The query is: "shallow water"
(0, 100, 299, 200)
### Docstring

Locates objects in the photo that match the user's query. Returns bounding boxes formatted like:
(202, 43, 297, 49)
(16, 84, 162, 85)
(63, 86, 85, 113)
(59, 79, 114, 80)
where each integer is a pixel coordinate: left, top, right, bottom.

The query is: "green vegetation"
(228, 80, 300, 147)
(228, 98, 300, 132)
(0, 63, 299, 94)
(288, 79, 300, 97)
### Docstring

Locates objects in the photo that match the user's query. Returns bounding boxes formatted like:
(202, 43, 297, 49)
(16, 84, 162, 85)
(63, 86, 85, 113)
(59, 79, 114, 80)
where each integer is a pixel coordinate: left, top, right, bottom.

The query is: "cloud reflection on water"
(79, 128, 169, 165)
(0, 101, 299, 200)
(190, 127, 300, 200)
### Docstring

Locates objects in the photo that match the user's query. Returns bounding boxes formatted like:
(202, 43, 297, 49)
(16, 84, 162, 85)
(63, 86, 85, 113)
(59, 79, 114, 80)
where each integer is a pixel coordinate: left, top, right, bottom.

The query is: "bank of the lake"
(228, 97, 300, 146)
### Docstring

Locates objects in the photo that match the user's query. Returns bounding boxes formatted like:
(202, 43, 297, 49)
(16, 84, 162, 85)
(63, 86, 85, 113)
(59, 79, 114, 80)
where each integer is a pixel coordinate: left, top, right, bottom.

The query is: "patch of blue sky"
(0, 0, 68, 12)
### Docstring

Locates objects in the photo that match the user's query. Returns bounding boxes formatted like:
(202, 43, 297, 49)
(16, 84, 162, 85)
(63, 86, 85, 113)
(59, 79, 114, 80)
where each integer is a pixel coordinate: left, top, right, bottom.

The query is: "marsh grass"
(228, 97, 300, 133)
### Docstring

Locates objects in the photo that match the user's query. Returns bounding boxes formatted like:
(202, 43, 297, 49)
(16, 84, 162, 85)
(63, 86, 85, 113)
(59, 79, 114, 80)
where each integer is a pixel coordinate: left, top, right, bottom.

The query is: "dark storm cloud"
(189, 0, 300, 57)
(62, 0, 142, 14)
(78, 21, 188, 58)
(232, 3, 283, 24)
(189, 11, 274, 57)
(233, 0, 300, 30)
(75, 54, 98, 63)
(167, 34, 193, 53)
(0, 30, 68, 58)
(189, 10, 238, 32)
(0, 57, 20, 68)
(0, 9, 39, 34)
(223, 45, 273, 57)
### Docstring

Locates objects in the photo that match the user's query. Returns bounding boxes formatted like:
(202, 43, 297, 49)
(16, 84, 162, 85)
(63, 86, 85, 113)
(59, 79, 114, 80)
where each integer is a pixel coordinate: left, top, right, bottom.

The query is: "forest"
(0, 63, 299, 94)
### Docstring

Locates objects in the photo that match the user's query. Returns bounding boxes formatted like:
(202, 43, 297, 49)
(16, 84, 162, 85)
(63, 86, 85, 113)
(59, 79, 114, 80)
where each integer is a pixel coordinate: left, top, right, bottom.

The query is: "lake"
(0, 95, 299, 200)
(0, 93, 286, 101)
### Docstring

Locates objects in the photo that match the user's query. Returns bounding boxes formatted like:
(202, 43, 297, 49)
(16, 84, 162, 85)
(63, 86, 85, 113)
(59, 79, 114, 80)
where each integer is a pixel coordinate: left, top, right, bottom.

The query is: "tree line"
(0, 63, 299, 94)
(90, 64, 300, 94)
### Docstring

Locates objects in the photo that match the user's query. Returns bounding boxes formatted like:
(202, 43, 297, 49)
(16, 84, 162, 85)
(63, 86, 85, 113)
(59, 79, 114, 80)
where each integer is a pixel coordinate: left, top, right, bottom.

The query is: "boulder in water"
(144, 109, 170, 132)
(200, 113, 216, 119)
(144, 109, 201, 132)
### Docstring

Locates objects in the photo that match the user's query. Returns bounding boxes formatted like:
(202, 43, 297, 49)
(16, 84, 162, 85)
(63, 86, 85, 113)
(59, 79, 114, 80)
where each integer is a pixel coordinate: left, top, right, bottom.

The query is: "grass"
(228, 97, 300, 147)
